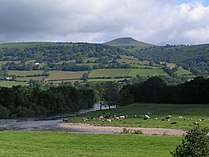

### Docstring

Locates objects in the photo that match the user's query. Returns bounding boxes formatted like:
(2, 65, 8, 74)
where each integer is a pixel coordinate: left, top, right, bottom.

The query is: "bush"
(171, 127, 209, 157)
(0, 105, 10, 118)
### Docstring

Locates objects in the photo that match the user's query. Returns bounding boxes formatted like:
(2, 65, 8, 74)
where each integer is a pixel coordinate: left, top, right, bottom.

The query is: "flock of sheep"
(80, 113, 207, 127)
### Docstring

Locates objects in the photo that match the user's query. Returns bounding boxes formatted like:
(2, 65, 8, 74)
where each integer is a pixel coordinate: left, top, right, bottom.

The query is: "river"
(0, 104, 116, 133)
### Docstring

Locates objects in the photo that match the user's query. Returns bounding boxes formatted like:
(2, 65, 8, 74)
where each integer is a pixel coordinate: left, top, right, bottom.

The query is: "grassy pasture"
(88, 78, 130, 82)
(47, 71, 86, 81)
(175, 67, 192, 76)
(0, 131, 181, 157)
(89, 69, 131, 78)
(16, 76, 46, 81)
(0, 81, 28, 87)
(8, 70, 44, 77)
(69, 103, 209, 130)
(129, 68, 168, 77)
(117, 55, 150, 65)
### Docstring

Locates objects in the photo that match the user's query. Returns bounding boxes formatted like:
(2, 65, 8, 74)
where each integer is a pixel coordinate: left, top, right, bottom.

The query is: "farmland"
(0, 81, 28, 87)
(0, 131, 181, 157)
(68, 103, 209, 130)
(46, 71, 86, 81)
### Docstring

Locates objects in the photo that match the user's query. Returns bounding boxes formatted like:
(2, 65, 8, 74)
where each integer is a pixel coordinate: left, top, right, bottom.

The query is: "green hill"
(105, 37, 154, 51)
(0, 41, 193, 86)
(137, 44, 209, 75)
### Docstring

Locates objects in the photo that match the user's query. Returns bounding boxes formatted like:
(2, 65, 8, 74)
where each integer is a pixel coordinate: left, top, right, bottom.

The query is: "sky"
(0, 0, 209, 45)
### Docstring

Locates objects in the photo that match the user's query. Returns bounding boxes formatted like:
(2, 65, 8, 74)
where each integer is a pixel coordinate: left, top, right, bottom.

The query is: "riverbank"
(59, 123, 186, 136)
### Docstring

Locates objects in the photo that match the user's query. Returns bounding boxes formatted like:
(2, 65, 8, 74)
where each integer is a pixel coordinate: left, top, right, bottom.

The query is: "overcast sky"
(0, 0, 209, 45)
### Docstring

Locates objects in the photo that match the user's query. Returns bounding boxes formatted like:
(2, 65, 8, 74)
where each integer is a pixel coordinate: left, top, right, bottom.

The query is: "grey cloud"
(0, 0, 209, 45)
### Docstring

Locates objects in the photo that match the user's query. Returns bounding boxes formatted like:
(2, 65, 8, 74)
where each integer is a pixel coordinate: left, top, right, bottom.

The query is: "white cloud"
(0, 0, 209, 45)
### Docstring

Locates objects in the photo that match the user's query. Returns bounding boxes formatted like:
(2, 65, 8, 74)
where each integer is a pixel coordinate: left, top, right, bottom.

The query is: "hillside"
(105, 37, 154, 51)
(0, 42, 193, 86)
(136, 44, 209, 75)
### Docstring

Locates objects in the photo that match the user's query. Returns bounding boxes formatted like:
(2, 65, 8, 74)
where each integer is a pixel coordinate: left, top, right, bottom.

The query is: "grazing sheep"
(193, 122, 199, 126)
(166, 115, 172, 121)
(116, 117, 120, 120)
(62, 119, 68, 122)
(119, 116, 125, 119)
(162, 119, 165, 121)
(178, 116, 183, 119)
(171, 122, 177, 125)
(143, 114, 150, 120)
(106, 119, 112, 122)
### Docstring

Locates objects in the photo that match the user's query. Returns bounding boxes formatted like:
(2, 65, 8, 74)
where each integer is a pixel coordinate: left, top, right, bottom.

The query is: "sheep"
(193, 122, 199, 126)
(116, 117, 120, 120)
(178, 116, 183, 119)
(143, 114, 150, 120)
(106, 119, 112, 122)
(119, 116, 125, 119)
(166, 115, 172, 121)
(171, 122, 177, 125)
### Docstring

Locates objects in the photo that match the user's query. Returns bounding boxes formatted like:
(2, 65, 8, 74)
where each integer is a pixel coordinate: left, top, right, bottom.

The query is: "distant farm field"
(69, 103, 209, 130)
(46, 71, 86, 81)
(0, 131, 181, 157)
(8, 70, 44, 77)
(89, 69, 131, 78)
(129, 68, 168, 77)
(175, 67, 192, 76)
(0, 81, 28, 87)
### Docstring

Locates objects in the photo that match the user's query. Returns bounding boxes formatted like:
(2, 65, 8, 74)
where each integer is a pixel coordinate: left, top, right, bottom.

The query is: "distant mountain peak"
(105, 37, 140, 44)
(105, 37, 154, 50)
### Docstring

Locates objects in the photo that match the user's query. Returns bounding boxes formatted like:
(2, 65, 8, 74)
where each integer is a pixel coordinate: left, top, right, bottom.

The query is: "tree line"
(0, 85, 95, 118)
(118, 76, 209, 105)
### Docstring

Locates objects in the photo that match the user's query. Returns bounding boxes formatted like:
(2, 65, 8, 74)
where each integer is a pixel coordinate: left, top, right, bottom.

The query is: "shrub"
(0, 105, 10, 118)
(171, 127, 209, 157)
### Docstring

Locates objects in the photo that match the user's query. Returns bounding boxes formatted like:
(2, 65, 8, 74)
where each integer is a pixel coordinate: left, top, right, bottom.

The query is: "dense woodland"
(0, 84, 94, 118)
(118, 76, 209, 105)
(0, 76, 209, 118)
(0, 43, 130, 71)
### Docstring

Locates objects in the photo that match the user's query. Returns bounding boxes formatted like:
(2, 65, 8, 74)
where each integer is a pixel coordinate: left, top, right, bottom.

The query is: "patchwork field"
(89, 69, 131, 78)
(8, 70, 44, 77)
(0, 81, 28, 87)
(129, 68, 168, 77)
(46, 71, 86, 81)
(69, 103, 209, 130)
(0, 131, 181, 157)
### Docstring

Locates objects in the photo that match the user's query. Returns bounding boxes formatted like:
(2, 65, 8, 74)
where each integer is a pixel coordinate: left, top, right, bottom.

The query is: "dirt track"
(59, 123, 187, 136)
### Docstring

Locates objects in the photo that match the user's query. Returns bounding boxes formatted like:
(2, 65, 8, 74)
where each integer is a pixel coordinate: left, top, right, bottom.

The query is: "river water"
(0, 104, 116, 133)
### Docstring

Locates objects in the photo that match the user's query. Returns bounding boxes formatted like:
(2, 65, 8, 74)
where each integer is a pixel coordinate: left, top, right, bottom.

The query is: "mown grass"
(0, 131, 181, 157)
(0, 81, 28, 87)
(69, 103, 209, 130)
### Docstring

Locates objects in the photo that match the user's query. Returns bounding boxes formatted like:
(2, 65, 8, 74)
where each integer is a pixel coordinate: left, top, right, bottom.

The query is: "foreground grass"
(69, 103, 209, 130)
(0, 131, 181, 157)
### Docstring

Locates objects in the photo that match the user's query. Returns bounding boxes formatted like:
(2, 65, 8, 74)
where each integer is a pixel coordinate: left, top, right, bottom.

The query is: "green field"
(0, 81, 28, 87)
(47, 71, 87, 81)
(129, 68, 168, 77)
(88, 78, 129, 82)
(69, 103, 209, 130)
(89, 69, 131, 78)
(175, 67, 193, 76)
(8, 70, 44, 77)
(117, 55, 150, 65)
(0, 131, 181, 157)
